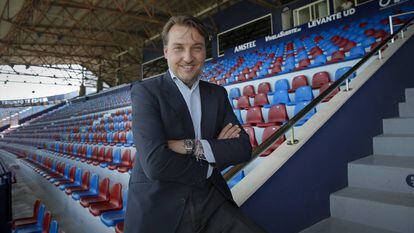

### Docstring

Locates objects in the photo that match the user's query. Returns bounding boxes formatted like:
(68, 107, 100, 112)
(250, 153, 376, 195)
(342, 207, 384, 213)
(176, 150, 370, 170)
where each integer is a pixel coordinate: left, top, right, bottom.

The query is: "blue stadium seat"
(264, 90, 292, 108)
(347, 46, 366, 60)
(294, 86, 314, 103)
(233, 109, 243, 124)
(48, 220, 58, 233)
(334, 66, 356, 82)
(59, 168, 82, 190)
(294, 101, 317, 126)
(229, 88, 241, 100)
(227, 170, 245, 189)
(72, 174, 99, 200)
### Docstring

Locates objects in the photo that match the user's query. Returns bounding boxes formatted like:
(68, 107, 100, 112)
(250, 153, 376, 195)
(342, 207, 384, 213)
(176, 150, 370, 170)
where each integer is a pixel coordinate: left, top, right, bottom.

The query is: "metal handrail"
(224, 15, 414, 181)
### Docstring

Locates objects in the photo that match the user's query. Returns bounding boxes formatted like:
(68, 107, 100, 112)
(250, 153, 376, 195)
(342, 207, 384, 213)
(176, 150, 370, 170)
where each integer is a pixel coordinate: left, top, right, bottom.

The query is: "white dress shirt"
(169, 70, 216, 178)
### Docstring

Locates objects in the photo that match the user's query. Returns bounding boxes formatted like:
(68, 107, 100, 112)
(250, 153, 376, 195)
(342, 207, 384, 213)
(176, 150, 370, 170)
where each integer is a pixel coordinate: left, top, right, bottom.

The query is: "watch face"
(184, 139, 194, 150)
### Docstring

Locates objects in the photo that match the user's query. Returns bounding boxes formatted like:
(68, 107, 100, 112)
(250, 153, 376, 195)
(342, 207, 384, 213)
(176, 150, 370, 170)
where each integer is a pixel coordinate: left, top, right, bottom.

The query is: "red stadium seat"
(80, 178, 110, 207)
(12, 199, 41, 229)
(319, 82, 340, 102)
(312, 72, 331, 89)
(115, 222, 124, 233)
(257, 104, 288, 127)
(242, 85, 255, 97)
(253, 93, 269, 107)
(244, 107, 264, 126)
(89, 183, 123, 216)
(117, 149, 132, 173)
(289, 75, 308, 93)
(243, 126, 258, 149)
(65, 171, 90, 195)
(236, 96, 251, 109)
(93, 147, 106, 166)
(258, 82, 271, 94)
(329, 51, 345, 63)
(260, 126, 286, 156)
(54, 167, 76, 186)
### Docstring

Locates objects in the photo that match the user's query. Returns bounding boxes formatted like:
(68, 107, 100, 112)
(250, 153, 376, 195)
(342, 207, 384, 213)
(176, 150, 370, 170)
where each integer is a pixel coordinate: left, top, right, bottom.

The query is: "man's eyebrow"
(171, 43, 184, 46)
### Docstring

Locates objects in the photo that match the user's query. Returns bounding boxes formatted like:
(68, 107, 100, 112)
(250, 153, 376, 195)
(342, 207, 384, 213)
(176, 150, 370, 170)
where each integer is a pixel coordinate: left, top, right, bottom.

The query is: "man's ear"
(163, 47, 168, 59)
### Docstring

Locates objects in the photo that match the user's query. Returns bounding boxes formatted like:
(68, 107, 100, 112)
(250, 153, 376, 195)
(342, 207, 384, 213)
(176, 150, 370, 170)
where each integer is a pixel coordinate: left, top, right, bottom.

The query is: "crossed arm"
(131, 83, 252, 187)
(167, 123, 242, 155)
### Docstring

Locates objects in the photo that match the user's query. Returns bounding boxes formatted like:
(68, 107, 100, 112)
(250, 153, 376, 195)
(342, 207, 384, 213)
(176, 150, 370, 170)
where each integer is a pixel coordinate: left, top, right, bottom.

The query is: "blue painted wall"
(240, 35, 414, 233)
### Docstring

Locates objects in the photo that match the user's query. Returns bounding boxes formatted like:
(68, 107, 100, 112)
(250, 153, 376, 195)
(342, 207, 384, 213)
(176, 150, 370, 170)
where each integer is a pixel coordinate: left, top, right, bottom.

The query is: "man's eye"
(173, 47, 183, 51)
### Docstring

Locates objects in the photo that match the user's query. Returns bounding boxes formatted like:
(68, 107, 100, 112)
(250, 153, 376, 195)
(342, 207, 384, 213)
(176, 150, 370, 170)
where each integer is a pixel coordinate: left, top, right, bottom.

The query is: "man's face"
(164, 24, 206, 86)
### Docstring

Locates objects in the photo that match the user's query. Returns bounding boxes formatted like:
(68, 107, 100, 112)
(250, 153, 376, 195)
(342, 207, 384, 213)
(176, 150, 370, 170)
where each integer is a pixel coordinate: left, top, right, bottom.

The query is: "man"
(125, 15, 267, 233)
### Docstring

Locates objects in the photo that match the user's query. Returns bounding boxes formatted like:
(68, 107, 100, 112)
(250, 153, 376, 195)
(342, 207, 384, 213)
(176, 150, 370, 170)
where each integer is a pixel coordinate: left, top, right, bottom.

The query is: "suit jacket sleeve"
(207, 86, 253, 171)
(131, 82, 209, 188)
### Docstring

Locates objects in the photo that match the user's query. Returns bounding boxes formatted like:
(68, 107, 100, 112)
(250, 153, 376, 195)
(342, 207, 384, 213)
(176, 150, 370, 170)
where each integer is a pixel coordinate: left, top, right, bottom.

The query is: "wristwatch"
(183, 139, 195, 155)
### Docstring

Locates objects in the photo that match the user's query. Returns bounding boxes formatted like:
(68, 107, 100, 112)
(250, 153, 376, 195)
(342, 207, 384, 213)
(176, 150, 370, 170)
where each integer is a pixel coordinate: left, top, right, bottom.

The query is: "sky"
(0, 64, 103, 100)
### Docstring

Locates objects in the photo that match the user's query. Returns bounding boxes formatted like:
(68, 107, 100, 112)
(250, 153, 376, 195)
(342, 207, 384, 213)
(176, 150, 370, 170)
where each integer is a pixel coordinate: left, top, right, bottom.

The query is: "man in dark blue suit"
(125, 15, 267, 233)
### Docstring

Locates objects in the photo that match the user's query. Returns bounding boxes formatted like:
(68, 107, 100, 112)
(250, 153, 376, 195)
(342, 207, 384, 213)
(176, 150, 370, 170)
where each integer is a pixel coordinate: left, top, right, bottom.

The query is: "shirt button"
(181, 198, 186, 203)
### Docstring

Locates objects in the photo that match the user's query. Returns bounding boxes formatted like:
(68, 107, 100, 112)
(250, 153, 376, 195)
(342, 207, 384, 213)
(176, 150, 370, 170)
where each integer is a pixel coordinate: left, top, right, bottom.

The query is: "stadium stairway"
(301, 88, 414, 233)
(235, 20, 414, 233)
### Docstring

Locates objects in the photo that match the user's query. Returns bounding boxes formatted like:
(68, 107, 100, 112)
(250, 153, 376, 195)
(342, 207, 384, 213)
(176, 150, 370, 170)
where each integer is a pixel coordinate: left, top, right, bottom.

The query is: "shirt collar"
(168, 69, 200, 92)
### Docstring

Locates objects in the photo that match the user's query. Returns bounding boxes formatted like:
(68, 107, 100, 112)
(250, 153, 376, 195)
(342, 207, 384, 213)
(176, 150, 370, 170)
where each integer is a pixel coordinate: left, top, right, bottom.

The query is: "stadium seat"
(260, 126, 286, 156)
(228, 170, 245, 189)
(89, 183, 123, 216)
(253, 93, 269, 107)
(53, 166, 76, 186)
(242, 85, 255, 97)
(65, 171, 90, 195)
(272, 79, 289, 93)
(117, 149, 133, 173)
(14, 204, 45, 233)
(236, 96, 251, 109)
(347, 46, 366, 60)
(100, 147, 113, 168)
(334, 66, 356, 82)
(319, 82, 340, 102)
(108, 148, 122, 170)
(265, 89, 292, 107)
(72, 174, 99, 200)
(229, 88, 241, 100)
(294, 86, 314, 103)
(233, 109, 243, 124)
(289, 75, 308, 93)
(59, 168, 82, 190)
(258, 82, 271, 94)
(80, 177, 110, 207)
(257, 104, 288, 127)
(125, 131, 134, 146)
(12, 199, 41, 229)
(328, 51, 345, 63)
(48, 220, 58, 233)
(294, 101, 317, 126)
(100, 189, 128, 227)
(243, 126, 258, 149)
(115, 222, 124, 233)
(312, 72, 331, 89)
(243, 107, 264, 126)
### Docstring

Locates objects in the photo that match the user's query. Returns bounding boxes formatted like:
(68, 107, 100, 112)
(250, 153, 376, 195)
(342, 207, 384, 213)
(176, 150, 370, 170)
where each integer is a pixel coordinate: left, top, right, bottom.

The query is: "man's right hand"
(218, 123, 241, 139)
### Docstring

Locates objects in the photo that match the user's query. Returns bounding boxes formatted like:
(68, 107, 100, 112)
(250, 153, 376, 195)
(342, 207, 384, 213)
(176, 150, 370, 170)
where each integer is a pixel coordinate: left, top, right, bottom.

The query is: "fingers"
(222, 125, 240, 139)
(218, 123, 241, 139)
(218, 123, 233, 139)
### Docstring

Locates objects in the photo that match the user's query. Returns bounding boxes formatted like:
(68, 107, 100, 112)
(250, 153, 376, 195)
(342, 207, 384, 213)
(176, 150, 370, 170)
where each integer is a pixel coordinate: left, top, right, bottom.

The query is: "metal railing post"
(389, 16, 394, 43)
(287, 127, 299, 145)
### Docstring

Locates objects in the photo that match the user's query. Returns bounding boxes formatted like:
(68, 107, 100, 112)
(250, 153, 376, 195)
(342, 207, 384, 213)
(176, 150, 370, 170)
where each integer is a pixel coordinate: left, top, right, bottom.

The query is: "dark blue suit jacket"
(124, 72, 252, 233)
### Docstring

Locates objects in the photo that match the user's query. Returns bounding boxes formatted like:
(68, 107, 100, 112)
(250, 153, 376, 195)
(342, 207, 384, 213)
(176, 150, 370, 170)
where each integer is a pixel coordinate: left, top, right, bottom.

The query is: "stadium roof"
(0, 0, 289, 87)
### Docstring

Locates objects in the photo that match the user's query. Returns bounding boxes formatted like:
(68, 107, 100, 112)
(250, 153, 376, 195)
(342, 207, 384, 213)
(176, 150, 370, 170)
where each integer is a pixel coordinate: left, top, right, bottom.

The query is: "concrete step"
(330, 187, 414, 233)
(348, 155, 414, 194)
(300, 217, 398, 233)
(373, 134, 414, 157)
(399, 102, 414, 117)
(405, 88, 414, 103)
(383, 117, 414, 135)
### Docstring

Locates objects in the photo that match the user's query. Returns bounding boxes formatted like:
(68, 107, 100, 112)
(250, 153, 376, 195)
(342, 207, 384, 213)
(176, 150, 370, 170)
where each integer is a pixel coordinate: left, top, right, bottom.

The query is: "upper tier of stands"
(200, 12, 409, 86)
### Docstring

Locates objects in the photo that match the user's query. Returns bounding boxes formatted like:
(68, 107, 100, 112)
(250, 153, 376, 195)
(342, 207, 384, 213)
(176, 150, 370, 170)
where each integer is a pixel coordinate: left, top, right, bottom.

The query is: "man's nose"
(182, 49, 193, 63)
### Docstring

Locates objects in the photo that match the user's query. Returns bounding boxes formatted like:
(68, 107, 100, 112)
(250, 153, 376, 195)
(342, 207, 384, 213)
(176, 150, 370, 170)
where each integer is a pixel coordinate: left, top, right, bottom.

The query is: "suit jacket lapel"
(160, 72, 195, 138)
(200, 81, 217, 139)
